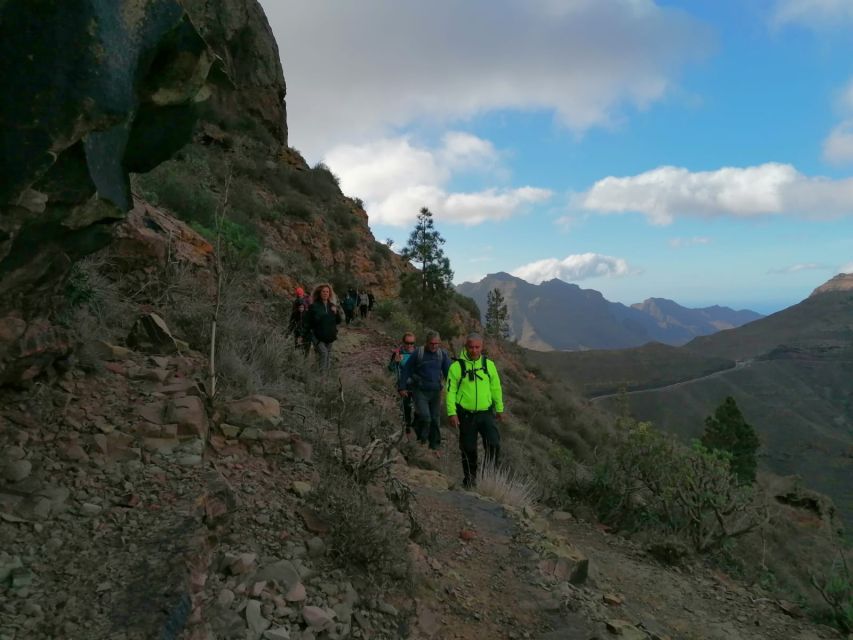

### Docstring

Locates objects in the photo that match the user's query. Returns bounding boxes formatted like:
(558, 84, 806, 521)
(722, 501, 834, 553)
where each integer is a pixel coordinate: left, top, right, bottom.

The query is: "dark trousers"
(413, 388, 442, 449)
(458, 409, 500, 487)
(359, 305, 368, 319)
(344, 309, 354, 325)
(401, 394, 414, 432)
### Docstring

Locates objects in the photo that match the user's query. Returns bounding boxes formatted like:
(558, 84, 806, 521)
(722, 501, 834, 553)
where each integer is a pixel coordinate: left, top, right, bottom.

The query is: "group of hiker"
(389, 330, 504, 489)
(287, 283, 506, 489)
(286, 283, 375, 371)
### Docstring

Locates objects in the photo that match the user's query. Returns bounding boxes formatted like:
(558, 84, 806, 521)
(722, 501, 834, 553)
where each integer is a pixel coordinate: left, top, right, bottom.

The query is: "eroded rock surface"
(0, 0, 288, 384)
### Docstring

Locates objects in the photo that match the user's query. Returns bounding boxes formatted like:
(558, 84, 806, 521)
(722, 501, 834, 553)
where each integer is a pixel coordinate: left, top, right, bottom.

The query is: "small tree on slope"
(399, 207, 453, 331)
(484, 287, 510, 340)
(701, 396, 760, 485)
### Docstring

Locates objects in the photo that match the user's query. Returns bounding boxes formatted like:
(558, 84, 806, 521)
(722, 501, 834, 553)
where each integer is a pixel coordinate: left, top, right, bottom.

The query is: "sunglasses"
(403, 341, 415, 345)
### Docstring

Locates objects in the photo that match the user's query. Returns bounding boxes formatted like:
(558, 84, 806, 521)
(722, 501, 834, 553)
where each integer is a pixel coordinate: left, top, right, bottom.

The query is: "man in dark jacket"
(399, 330, 451, 450)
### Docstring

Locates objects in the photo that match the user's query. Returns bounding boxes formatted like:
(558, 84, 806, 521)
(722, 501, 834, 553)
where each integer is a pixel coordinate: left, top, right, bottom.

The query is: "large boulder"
(0, 0, 219, 382)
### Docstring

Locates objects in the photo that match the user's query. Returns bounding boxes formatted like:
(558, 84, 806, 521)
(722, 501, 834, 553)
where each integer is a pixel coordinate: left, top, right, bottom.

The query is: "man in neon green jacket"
(446, 332, 504, 488)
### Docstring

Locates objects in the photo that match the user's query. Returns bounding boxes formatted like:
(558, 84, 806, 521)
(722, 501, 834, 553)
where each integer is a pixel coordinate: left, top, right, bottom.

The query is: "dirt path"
(409, 487, 597, 640)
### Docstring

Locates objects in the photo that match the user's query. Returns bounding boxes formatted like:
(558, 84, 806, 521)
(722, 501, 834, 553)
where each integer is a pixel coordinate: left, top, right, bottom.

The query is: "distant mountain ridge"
(456, 273, 762, 351)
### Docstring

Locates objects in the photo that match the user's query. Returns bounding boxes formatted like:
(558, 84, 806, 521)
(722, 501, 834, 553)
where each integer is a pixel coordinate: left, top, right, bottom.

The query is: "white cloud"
(768, 262, 828, 274)
(771, 0, 853, 28)
(838, 80, 853, 113)
(324, 135, 551, 226)
(579, 162, 853, 224)
(823, 121, 853, 164)
(669, 236, 711, 248)
(512, 253, 634, 284)
(840, 262, 853, 274)
(823, 81, 853, 165)
(261, 0, 711, 158)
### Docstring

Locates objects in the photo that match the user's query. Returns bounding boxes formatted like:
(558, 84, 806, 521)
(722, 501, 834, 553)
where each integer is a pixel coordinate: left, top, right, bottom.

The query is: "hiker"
(358, 290, 370, 319)
(399, 330, 451, 450)
(287, 287, 311, 353)
(287, 299, 308, 349)
(388, 332, 417, 434)
(304, 283, 342, 372)
(446, 332, 504, 488)
(341, 291, 356, 326)
(367, 291, 375, 313)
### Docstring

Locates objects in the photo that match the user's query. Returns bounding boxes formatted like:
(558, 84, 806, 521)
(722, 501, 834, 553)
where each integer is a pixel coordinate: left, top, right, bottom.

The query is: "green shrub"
(312, 162, 341, 187)
(702, 396, 760, 485)
(288, 164, 341, 201)
(329, 203, 354, 229)
(812, 553, 853, 632)
(135, 159, 218, 227)
(228, 177, 265, 225)
(452, 291, 480, 322)
(278, 192, 314, 220)
(190, 219, 260, 261)
(342, 230, 359, 250)
(563, 421, 762, 552)
(309, 458, 411, 585)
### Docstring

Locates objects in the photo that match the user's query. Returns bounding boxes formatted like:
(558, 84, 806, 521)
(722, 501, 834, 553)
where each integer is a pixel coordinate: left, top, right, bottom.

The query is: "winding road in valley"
(589, 359, 753, 401)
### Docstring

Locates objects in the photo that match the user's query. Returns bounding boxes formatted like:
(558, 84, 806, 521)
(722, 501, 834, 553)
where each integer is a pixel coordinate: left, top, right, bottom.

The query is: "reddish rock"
(298, 506, 330, 535)
(165, 396, 208, 438)
(291, 437, 313, 462)
(225, 395, 280, 429)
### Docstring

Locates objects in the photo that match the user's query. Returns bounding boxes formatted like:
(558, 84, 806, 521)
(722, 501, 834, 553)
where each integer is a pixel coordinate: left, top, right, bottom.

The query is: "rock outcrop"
(182, 0, 288, 144)
(0, 0, 222, 381)
(0, 0, 293, 384)
(810, 272, 853, 296)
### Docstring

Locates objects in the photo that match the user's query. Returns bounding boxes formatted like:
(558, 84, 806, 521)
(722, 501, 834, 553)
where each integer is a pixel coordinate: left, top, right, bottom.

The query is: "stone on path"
(256, 559, 301, 591)
(606, 619, 646, 639)
(245, 599, 271, 637)
(3, 459, 31, 482)
(302, 605, 334, 630)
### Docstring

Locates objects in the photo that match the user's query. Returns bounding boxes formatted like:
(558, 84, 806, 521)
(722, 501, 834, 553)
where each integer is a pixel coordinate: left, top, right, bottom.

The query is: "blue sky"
(262, 1, 853, 313)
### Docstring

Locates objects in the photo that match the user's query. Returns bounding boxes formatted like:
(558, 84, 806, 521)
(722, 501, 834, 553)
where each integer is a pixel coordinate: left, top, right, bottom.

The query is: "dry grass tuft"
(475, 457, 538, 510)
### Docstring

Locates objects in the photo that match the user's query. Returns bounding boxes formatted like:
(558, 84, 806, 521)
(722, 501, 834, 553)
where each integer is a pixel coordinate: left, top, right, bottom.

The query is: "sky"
(260, 0, 853, 314)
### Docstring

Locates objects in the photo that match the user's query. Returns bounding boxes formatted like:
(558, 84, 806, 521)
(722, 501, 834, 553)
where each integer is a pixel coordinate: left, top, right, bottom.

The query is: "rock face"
(0, 0, 288, 383)
(181, 0, 288, 144)
(810, 272, 853, 296)
(0, 0, 220, 381)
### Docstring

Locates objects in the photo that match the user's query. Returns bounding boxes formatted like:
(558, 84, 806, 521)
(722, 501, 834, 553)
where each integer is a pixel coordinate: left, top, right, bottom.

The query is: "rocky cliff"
(0, 0, 218, 382)
(811, 272, 853, 296)
(0, 0, 406, 384)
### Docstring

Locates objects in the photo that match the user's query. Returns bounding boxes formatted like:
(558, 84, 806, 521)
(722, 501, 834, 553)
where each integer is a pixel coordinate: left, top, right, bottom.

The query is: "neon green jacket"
(445, 350, 504, 416)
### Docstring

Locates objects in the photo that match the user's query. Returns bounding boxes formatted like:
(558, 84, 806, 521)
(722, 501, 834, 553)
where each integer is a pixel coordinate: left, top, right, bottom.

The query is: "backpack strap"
(458, 356, 490, 380)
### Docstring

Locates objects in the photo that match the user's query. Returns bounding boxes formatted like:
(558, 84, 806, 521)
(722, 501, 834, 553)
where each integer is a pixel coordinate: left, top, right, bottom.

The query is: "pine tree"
(399, 207, 453, 330)
(484, 288, 510, 339)
(701, 396, 760, 485)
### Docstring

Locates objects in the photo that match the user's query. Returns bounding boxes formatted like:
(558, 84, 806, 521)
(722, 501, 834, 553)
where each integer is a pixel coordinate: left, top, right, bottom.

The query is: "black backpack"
(456, 355, 491, 382)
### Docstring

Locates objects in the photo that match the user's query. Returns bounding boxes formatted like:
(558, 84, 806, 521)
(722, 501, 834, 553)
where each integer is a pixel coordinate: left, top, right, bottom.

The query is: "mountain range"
(530, 276, 853, 529)
(456, 272, 762, 350)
